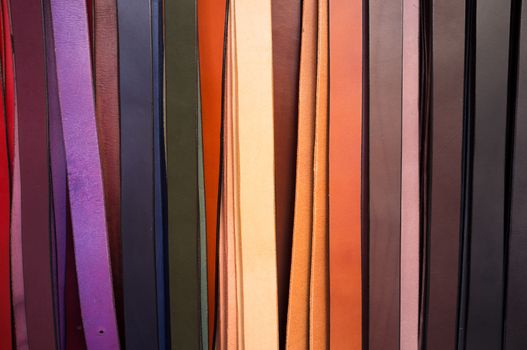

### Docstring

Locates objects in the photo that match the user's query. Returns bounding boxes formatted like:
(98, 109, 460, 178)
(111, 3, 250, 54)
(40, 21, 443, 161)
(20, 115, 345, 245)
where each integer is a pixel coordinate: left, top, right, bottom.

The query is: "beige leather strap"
(232, 0, 279, 347)
(285, 0, 317, 346)
(309, 0, 329, 347)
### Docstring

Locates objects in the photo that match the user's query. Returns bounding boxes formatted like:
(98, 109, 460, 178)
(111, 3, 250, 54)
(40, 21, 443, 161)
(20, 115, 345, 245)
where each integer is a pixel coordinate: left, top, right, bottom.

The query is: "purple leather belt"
(49, 0, 120, 348)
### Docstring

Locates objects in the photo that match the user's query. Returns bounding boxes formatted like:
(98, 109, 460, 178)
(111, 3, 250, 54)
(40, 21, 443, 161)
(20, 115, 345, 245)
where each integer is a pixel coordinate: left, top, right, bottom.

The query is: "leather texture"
(285, 0, 317, 346)
(369, 1, 402, 348)
(10, 1, 57, 349)
(93, 0, 123, 338)
(49, 0, 120, 347)
(165, 0, 203, 347)
(422, 1, 465, 349)
(271, 0, 301, 344)
(197, 1, 226, 344)
(461, 1, 512, 348)
(329, 0, 363, 348)
(232, 0, 279, 347)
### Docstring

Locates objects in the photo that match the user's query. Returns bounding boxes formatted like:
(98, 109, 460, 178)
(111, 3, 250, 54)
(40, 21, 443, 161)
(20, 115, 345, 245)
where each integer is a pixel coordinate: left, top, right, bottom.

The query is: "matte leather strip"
(166, 0, 202, 347)
(49, 1, 119, 347)
(400, 0, 419, 348)
(116, 0, 159, 347)
(285, 0, 317, 346)
(309, 0, 328, 346)
(232, 0, 279, 347)
(369, 0, 402, 348)
(462, 1, 511, 348)
(423, 1, 465, 349)
(271, 0, 301, 344)
(504, 2, 527, 348)
(93, 0, 122, 337)
(152, 0, 168, 347)
(197, 0, 226, 343)
(10, 1, 57, 348)
(329, 0, 363, 348)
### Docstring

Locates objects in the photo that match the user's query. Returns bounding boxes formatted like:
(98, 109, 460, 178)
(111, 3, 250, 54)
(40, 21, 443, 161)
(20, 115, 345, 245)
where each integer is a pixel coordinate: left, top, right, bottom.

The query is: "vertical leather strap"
(422, 1, 465, 349)
(369, 0, 402, 348)
(10, 1, 57, 348)
(197, 0, 226, 344)
(93, 0, 122, 338)
(400, 0, 419, 348)
(329, 0, 363, 348)
(271, 0, 301, 344)
(116, 0, 159, 347)
(2, 0, 13, 167)
(461, 1, 512, 348)
(309, 0, 328, 346)
(166, 0, 202, 347)
(286, 0, 317, 346)
(49, 0, 120, 347)
(232, 0, 279, 347)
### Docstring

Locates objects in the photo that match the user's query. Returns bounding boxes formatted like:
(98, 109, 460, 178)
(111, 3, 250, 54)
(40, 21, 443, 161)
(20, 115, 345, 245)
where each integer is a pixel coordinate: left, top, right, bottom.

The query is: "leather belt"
(165, 0, 203, 347)
(197, 1, 226, 345)
(421, 1, 465, 349)
(400, 0, 419, 348)
(286, 0, 317, 346)
(232, 0, 279, 347)
(10, 1, 57, 348)
(504, 2, 527, 347)
(270, 0, 301, 344)
(459, 1, 512, 349)
(309, 0, 328, 346)
(116, 0, 159, 347)
(152, 0, 168, 348)
(93, 0, 123, 338)
(49, 0, 120, 348)
(368, 1, 402, 348)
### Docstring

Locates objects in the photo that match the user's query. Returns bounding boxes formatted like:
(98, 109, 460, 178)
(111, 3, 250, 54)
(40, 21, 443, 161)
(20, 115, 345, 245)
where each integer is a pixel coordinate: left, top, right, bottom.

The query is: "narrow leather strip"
(232, 0, 279, 347)
(1, 0, 14, 168)
(116, 0, 159, 347)
(400, 0, 419, 348)
(166, 0, 202, 347)
(152, 0, 168, 347)
(368, 0, 402, 348)
(93, 0, 122, 337)
(329, 0, 363, 348)
(285, 0, 317, 346)
(271, 0, 301, 343)
(504, 2, 527, 348)
(197, 1, 226, 343)
(423, 1, 465, 349)
(462, 1, 511, 348)
(49, 0, 120, 347)
(10, 1, 57, 348)
(309, 0, 328, 346)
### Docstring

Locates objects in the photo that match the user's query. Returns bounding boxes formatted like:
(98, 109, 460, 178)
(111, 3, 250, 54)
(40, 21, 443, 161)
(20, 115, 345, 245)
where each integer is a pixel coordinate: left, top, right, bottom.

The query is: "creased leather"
(329, 0, 363, 348)
(369, 1, 402, 348)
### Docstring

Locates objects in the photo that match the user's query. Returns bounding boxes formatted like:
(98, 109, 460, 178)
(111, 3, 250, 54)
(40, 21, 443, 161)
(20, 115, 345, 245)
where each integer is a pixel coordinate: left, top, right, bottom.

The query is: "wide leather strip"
(49, 0, 120, 347)
(116, 0, 159, 347)
(152, 0, 168, 347)
(232, 0, 279, 347)
(197, 0, 226, 344)
(93, 0, 122, 338)
(504, 2, 527, 348)
(422, 1, 465, 349)
(329, 0, 363, 348)
(10, 1, 57, 348)
(309, 0, 328, 346)
(165, 0, 202, 347)
(400, 0, 419, 348)
(461, 0, 512, 348)
(368, 0, 402, 348)
(285, 0, 317, 346)
(271, 0, 301, 344)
